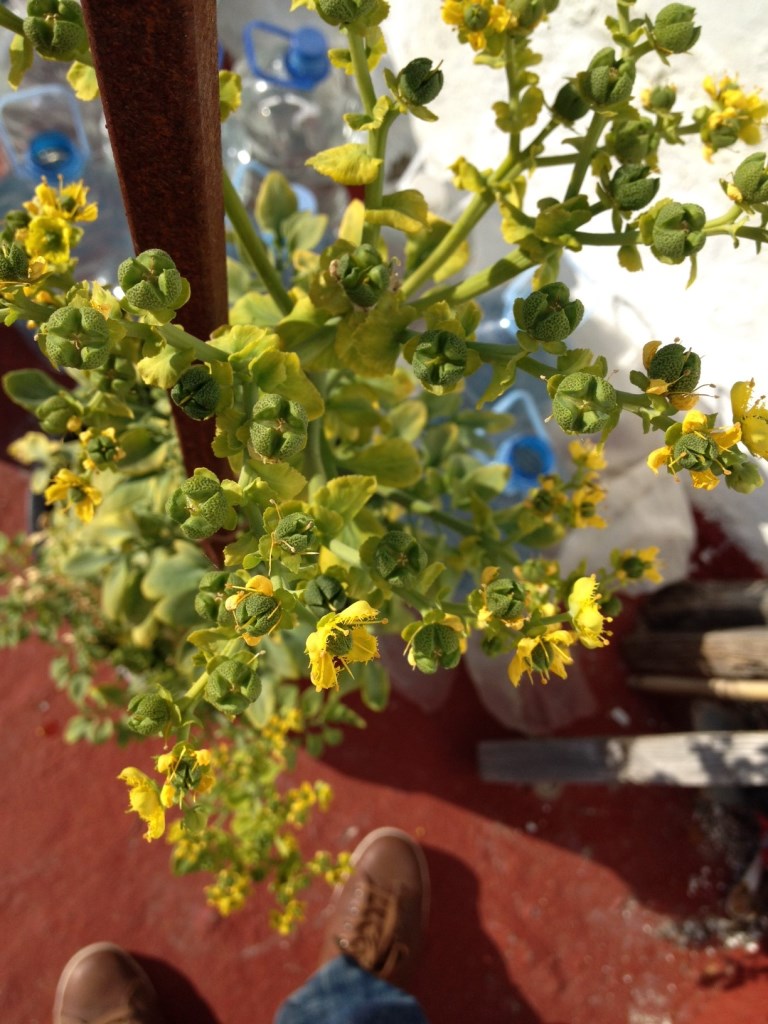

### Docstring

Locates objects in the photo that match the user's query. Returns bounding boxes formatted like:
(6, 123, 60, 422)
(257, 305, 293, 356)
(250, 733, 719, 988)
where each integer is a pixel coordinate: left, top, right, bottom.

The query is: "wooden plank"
(641, 579, 768, 630)
(629, 674, 768, 701)
(621, 625, 768, 678)
(478, 731, 768, 786)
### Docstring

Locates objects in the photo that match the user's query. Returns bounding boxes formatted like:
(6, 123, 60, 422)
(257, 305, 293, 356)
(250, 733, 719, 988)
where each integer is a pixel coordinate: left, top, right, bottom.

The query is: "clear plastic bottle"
(222, 19, 354, 227)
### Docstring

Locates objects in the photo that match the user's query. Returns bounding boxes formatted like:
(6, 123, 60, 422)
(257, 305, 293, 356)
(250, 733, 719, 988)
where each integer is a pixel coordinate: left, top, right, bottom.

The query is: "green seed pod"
(644, 84, 677, 113)
(578, 48, 636, 109)
(205, 659, 254, 703)
(652, 3, 700, 54)
(552, 82, 590, 123)
(170, 366, 221, 420)
(485, 577, 527, 620)
(373, 530, 428, 587)
(671, 431, 718, 471)
(118, 248, 186, 312)
(166, 468, 229, 540)
(83, 428, 122, 470)
(315, 0, 359, 25)
(42, 305, 111, 370)
(609, 164, 660, 211)
(0, 241, 29, 281)
(234, 592, 281, 638)
(513, 282, 584, 343)
(409, 623, 462, 673)
(606, 117, 658, 165)
(325, 627, 354, 657)
(249, 394, 308, 462)
(398, 58, 444, 106)
(464, 3, 490, 30)
(304, 574, 349, 617)
(23, 0, 87, 60)
(36, 392, 82, 435)
(732, 152, 768, 205)
(648, 342, 701, 394)
(411, 329, 467, 392)
(552, 372, 618, 434)
(507, 0, 559, 32)
(127, 693, 172, 737)
(330, 243, 391, 308)
(725, 458, 765, 495)
(274, 511, 315, 553)
(194, 570, 230, 622)
(650, 201, 707, 264)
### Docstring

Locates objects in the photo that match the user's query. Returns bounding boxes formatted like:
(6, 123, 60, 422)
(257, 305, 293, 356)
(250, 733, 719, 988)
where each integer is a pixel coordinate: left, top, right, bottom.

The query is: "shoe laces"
(336, 877, 409, 977)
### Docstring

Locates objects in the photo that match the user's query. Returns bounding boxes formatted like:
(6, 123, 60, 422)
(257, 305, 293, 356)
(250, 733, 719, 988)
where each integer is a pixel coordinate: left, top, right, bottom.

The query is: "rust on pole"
(80, 0, 231, 488)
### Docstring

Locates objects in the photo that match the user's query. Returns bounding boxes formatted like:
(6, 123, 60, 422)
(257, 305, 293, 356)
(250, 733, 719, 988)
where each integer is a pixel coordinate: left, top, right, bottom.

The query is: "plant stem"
(221, 169, 293, 316)
(570, 228, 640, 246)
(564, 111, 607, 200)
(158, 323, 231, 362)
(505, 37, 521, 161)
(0, 7, 24, 33)
(386, 489, 476, 537)
(411, 250, 535, 310)
(347, 28, 389, 246)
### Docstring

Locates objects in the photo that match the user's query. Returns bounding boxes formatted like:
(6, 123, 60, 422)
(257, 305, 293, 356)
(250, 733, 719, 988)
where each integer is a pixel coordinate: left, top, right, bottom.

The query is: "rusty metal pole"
(80, 0, 230, 490)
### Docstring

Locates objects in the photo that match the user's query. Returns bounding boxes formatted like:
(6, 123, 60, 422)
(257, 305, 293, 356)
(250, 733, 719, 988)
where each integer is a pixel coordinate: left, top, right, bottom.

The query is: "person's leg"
(53, 941, 166, 1024)
(274, 827, 431, 1024)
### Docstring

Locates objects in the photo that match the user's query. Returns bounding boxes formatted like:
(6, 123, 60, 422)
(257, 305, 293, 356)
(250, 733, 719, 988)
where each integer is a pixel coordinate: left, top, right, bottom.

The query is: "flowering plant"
(1, 0, 768, 929)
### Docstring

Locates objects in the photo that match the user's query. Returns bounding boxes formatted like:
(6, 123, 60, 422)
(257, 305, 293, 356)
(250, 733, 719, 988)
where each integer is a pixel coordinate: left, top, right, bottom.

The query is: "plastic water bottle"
(222, 19, 354, 228)
(0, 83, 132, 286)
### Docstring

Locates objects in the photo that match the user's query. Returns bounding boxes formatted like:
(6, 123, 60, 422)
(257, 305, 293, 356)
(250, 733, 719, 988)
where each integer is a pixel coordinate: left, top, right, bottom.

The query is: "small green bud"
(601, 594, 623, 618)
(606, 117, 658, 165)
(464, 3, 490, 30)
(731, 153, 768, 205)
(118, 248, 187, 313)
(652, 4, 700, 54)
(127, 693, 172, 736)
(330, 243, 392, 308)
(234, 592, 281, 637)
(398, 58, 444, 106)
(485, 577, 527, 620)
(648, 342, 701, 394)
(513, 282, 584, 343)
(409, 623, 462, 673)
(166, 468, 229, 540)
(23, 0, 87, 61)
(552, 372, 618, 434)
(304, 574, 349, 617)
(170, 365, 221, 420)
(609, 164, 659, 211)
(552, 82, 590, 123)
(650, 201, 707, 265)
(315, 0, 359, 25)
(644, 84, 677, 113)
(725, 459, 765, 495)
(36, 392, 82, 435)
(506, 0, 559, 32)
(373, 530, 428, 586)
(578, 48, 636, 109)
(411, 329, 467, 392)
(194, 570, 230, 622)
(42, 305, 111, 370)
(0, 241, 29, 281)
(205, 660, 255, 715)
(249, 394, 308, 462)
(274, 512, 315, 553)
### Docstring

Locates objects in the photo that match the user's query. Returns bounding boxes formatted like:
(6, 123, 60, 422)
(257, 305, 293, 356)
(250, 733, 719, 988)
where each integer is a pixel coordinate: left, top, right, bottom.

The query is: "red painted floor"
(3, 455, 768, 1024)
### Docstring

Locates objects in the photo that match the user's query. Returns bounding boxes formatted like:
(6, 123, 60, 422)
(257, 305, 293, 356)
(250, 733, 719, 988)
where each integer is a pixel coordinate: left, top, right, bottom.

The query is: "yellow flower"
(305, 600, 381, 691)
(224, 574, 274, 612)
(118, 767, 165, 841)
(571, 482, 607, 529)
(701, 76, 768, 159)
(508, 628, 575, 687)
(568, 575, 611, 649)
(44, 467, 102, 523)
(24, 215, 76, 264)
(442, 0, 511, 52)
(205, 870, 251, 918)
(568, 439, 607, 472)
(612, 547, 663, 585)
(731, 379, 768, 459)
(646, 409, 741, 485)
(23, 177, 98, 223)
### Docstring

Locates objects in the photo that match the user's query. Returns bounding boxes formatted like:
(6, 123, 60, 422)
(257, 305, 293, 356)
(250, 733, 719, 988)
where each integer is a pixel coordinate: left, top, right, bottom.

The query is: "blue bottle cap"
(499, 433, 555, 490)
(27, 130, 86, 182)
(243, 21, 330, 90)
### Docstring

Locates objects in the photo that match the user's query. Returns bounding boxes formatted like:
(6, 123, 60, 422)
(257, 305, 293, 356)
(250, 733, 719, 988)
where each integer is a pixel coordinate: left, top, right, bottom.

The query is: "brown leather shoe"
(319, 827, 430, 990)
(53, 942, 166, 1024)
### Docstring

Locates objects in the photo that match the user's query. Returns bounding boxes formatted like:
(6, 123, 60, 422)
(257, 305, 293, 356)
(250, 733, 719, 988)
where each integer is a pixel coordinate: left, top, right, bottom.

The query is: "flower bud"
(507, 0, 559, 32)
(643, 84, 677, 113)
(647, 342, 701, 394)
(552, 82, 590, 123)
(37, 392, 82, 435)
(463, 3, 490, 30)
(249, 394, 308, 462)
(23, 0, 87, 61)
(652, 4, 700, 54)
(304, 574, 349, 617)
(127, 693, 172, 736)
(485, 577, 527, 620)
(329, 244, 391, 308)
(408, 623, 462, 673)
(609, 164, 659, 211)
(373, 530, 428, 586)
(0, 241, 28, 281)
(606, 117, 657, 165)
(233, 591, 281, 638)
(315, 0, 377, 25)
(649, 201, 706, 264)
(725, 459, 764, 495)
(552, 372, 618, 434)
(577, 48, 636, 109)
(513, 282, 584, 343)
(274, 512, 315, 553)
(118, 248, 187, 313)
(411, 329, 467, 392)
(731, 152, 768, 205)
(194, 570, 231, 622)
(42, 305, 111, 370)
(205, 660, 257, 715)
(397, 58, 444, 106)
(166, 468, 230, 540)
(170, 365, 221, 420)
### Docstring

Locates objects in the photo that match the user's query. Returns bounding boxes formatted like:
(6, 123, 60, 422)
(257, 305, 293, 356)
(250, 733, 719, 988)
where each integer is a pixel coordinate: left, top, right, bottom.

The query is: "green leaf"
(341, 438, 422, 487)
(256, 172, 298, 235)
(229, 290, 283, 327)
(358, 660, 390, 712)
(365, 189, 429, 234)
(136, 340, 194, 389)
(338, 199, 366, 245)
(281, 210, 328, 253)
(306, 143, 382, 186)
(311, 475, 376, 522)
(8, 34, 33, 89)
(243, 461, 307, 504)
(218, 69, 241, 122)
(1, 369, 60, 411)
(67, 60, 99, 101)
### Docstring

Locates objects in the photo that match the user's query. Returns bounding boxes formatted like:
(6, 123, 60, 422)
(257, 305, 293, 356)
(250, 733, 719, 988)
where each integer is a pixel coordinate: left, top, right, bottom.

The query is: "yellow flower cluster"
(117, 745, 213, 842)
(442, 0, 511, 52)
(18, 178, 97, 270)
(700, 75, 768, 161)
(44, 467, 102, 524)
(205, 869, 251, 917)
(305, 600, 381, 690)
(647, 409, 741, 490)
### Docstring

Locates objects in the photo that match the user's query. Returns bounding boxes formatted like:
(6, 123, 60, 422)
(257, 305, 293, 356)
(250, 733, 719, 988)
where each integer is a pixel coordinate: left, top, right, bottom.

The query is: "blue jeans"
(274, 955, 430, 1024)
